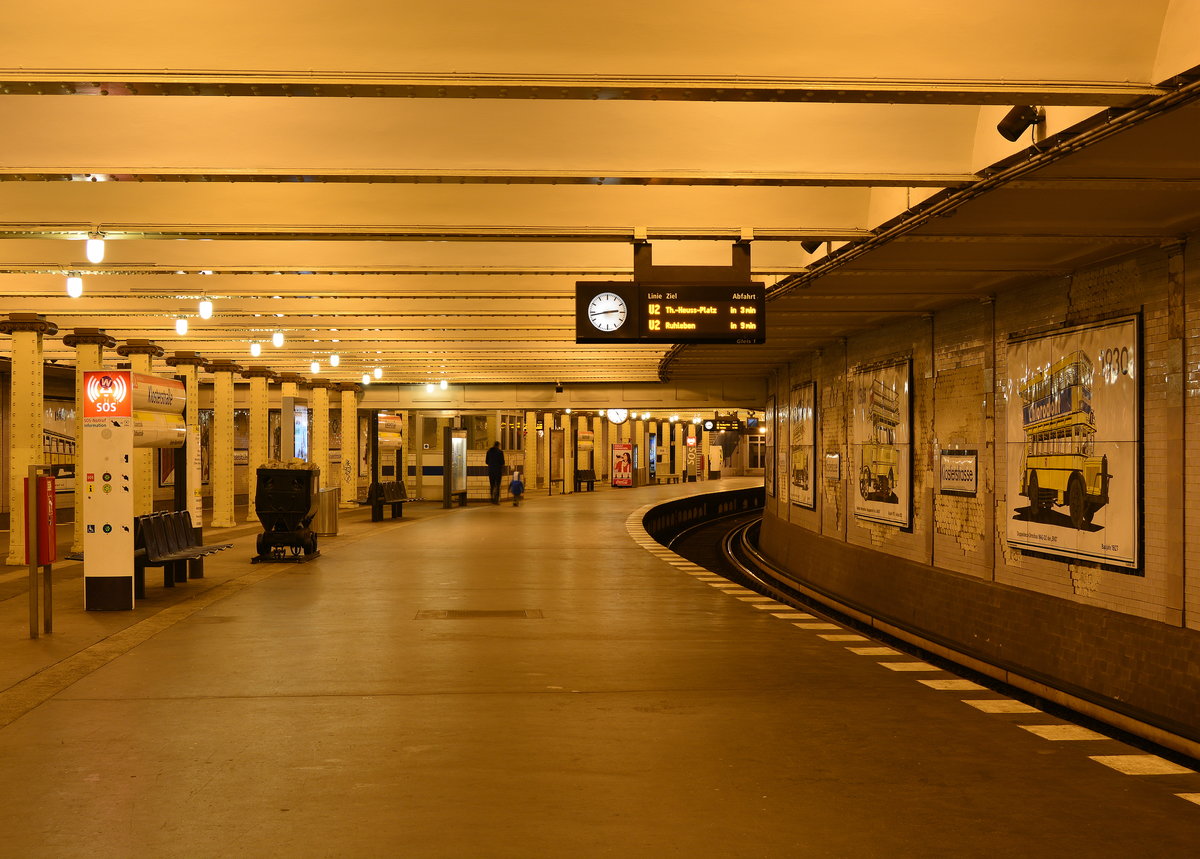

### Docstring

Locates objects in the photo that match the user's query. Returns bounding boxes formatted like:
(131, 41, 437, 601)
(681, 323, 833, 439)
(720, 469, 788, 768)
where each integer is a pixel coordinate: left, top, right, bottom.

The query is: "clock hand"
(590, 309, 622, 315)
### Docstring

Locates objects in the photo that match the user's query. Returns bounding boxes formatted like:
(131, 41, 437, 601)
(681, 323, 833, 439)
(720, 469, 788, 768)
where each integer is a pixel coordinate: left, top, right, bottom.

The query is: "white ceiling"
(1, 1, 1198, 385)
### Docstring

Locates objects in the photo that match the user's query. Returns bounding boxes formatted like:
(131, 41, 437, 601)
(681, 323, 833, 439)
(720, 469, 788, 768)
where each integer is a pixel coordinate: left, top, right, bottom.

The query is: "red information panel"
(24, 475, 56, 565)
(83, 371, 133, 418)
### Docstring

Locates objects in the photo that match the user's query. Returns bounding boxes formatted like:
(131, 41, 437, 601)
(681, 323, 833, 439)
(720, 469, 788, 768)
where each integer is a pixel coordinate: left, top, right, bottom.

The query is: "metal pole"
(27, 465, 38, 639)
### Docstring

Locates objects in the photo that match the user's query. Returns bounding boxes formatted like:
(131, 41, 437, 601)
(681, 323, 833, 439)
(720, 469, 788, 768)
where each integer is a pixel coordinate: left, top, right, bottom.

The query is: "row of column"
(513, 411, 700, 494)
(0, 314, 364, 564)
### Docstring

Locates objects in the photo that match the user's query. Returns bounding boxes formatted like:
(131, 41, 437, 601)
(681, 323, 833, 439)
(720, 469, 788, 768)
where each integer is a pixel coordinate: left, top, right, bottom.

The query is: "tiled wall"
(761, 239, 1199, 738)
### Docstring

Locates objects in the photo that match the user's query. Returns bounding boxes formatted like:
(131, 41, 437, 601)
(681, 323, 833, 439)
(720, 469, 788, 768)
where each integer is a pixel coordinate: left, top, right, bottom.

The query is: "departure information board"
(575, 282, 765, 344)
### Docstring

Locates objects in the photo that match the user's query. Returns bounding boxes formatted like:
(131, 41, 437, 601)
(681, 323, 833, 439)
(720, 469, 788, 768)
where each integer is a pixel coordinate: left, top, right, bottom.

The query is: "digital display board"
(576, 282, 765, 344)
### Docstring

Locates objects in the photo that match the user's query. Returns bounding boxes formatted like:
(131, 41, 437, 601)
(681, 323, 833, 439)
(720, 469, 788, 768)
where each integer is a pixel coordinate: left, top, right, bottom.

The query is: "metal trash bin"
(314, 487, 340, 537)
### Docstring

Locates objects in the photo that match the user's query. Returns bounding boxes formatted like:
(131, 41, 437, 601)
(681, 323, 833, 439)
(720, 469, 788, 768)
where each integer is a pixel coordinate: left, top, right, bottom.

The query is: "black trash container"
(253, 462, 321, 562)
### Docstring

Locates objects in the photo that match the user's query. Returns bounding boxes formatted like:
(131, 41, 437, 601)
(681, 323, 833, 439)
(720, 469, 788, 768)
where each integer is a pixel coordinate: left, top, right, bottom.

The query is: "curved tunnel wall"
(757, 237, 1200, 750)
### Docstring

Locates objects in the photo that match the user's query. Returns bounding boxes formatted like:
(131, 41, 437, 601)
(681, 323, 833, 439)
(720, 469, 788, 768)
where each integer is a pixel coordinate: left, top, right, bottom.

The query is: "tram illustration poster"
(1005, 317, 1139, 569)
(852, 360, 911, 527)
(789, 382, 816, 508)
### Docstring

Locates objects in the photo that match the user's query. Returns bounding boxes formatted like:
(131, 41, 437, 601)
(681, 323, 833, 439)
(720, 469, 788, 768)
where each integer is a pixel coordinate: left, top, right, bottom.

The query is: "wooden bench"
(134, 511, 232, 598)
(574, 469, 597, 492)
(368, 480, 418, 520)
(658, 473, 682, 484)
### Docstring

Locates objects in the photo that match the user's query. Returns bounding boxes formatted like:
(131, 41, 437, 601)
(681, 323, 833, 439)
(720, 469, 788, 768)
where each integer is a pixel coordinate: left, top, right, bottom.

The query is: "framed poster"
(611, 442, 634, 487)
(789, 382, 816, 508)
(939, 450, 978, 497)
(852, 360, 912, 527)
(1005, 316, 1140, 570)
(764, 395, 776, 497)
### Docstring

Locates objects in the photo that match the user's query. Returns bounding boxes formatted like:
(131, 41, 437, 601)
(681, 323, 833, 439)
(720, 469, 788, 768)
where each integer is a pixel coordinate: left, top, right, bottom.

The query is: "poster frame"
(1003, 315, 1142, 571)
(851, 358, 913, 528)
(789, 382, 816, 509)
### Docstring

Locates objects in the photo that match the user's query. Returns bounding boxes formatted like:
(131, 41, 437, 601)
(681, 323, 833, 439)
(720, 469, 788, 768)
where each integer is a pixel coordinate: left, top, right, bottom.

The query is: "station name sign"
(576, 281, 765, 345)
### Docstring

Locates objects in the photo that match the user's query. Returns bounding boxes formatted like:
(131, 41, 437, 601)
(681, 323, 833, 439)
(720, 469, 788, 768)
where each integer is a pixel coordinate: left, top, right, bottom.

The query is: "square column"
(116, 339, 165, 516)
(240, 366, 277, 519)
(164, 351, 209, 526)
(338, 383, 362, 507)
(0, 314, 58, 566)
(311, 381, 332, 490)
(208, 361, 242, 527)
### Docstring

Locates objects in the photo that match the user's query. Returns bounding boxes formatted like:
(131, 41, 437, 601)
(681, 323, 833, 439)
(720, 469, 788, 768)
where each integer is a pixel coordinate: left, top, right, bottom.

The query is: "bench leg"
(164, 566, 174, 588)
(391, 502, 403, 518)
(175, 562, 188, 584)
(189, 557, 204, 579)
(134, 563, 146, 600)
(371, 502, 384, 522)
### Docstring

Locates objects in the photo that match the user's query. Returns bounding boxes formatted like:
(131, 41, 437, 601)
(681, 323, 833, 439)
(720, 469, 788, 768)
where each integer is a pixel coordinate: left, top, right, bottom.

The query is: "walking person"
(508, 471, 525, 507)
(486, 441, 505, 503)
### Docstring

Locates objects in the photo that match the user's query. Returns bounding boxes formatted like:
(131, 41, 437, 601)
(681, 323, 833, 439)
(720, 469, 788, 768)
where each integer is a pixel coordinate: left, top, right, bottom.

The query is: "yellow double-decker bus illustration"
(1018, 350, 1110, 528)
(859, 378, 901, 501)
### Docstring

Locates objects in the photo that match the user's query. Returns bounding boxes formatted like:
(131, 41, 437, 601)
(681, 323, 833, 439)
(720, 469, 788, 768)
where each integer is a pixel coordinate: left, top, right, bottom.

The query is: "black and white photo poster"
(789, 383, 815, 509)
(852, 360, 911, 527)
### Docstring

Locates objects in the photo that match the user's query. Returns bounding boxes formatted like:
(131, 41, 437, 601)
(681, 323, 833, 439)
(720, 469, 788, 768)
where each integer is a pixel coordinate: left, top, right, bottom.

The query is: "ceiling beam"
(0, 169, 975, 188)
(0, 225, 874, 242)
(0, 74, 1164, 106)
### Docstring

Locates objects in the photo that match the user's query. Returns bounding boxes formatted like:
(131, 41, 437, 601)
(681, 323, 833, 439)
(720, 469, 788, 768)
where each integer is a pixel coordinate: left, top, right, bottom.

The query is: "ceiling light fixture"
(272, 331, 284, 348)
(439, 379, 448, 390)
(362, 373, 371, 385)
(249, 342, 262, 357)
(175, 317, 188, 335)
(198, 296, 214, 319)
(311, 360, 320, 374)
(425, 382, 434, 393)
(373, 367, 383, 379)
(85, 233, 105, 264)
(329, 354, 340, 367)
(65, 275, 84, 298)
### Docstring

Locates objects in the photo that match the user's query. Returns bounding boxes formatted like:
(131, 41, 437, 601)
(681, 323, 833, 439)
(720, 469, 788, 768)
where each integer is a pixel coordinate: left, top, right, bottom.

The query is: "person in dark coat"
(485, 441, 505, 503)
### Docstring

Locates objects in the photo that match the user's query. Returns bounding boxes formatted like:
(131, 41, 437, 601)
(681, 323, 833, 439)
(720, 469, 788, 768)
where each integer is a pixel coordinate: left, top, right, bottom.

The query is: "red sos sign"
(83, 371, 133, 418)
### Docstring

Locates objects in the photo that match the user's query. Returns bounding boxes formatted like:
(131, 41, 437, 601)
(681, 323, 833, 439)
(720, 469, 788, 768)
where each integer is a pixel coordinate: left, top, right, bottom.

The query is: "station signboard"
(575, 282, 765, 344)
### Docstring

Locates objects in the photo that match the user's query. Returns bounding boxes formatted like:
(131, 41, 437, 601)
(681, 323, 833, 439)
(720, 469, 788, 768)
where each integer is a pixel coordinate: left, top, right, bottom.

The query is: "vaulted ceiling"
(1, 1, 1198, 385)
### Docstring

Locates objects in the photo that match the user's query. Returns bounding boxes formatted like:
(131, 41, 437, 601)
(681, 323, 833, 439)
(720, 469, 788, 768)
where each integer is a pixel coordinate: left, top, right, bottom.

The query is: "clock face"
(588, 292, 628, 331)
(606, 408, 629, 425)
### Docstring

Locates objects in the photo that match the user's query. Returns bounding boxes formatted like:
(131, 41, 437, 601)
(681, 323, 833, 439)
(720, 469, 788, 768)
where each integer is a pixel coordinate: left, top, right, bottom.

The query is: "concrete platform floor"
(1, 479, 1198, 857)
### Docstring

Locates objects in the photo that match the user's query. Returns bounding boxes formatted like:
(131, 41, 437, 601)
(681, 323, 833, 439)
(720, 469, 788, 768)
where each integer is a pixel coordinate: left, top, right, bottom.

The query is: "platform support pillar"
(117, 340, 164, 516)
(338, 383, 362, 507)
(209, 361, 241, 527)
(240, 367, 275, 520)
(0, 314, 57, 566)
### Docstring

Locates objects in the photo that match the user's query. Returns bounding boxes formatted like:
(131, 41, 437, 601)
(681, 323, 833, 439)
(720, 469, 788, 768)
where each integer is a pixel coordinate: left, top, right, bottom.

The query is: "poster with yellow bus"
(1005, 317, 1139, 569)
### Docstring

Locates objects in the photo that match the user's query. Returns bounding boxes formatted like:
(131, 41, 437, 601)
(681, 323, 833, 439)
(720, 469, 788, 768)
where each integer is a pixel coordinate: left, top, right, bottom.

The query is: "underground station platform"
(1, 480, 1198, 857)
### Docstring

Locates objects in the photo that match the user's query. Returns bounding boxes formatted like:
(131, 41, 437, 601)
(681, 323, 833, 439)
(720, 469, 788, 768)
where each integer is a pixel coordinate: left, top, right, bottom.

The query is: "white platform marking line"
(1177, 793, 1200, 806)
(847, 647, 900, 656)
(917, 679, 985, 691)
(963, 699, 1041, 714)
(819, 634, 867, 642)
(751, 602, 790, 610)
(1089, 755, 1194, 776)
(794, 622, 842, 630)
(878, 661, 939, 672)
(1018, 724, 1108, 741)
(771, 612, 815, 620)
